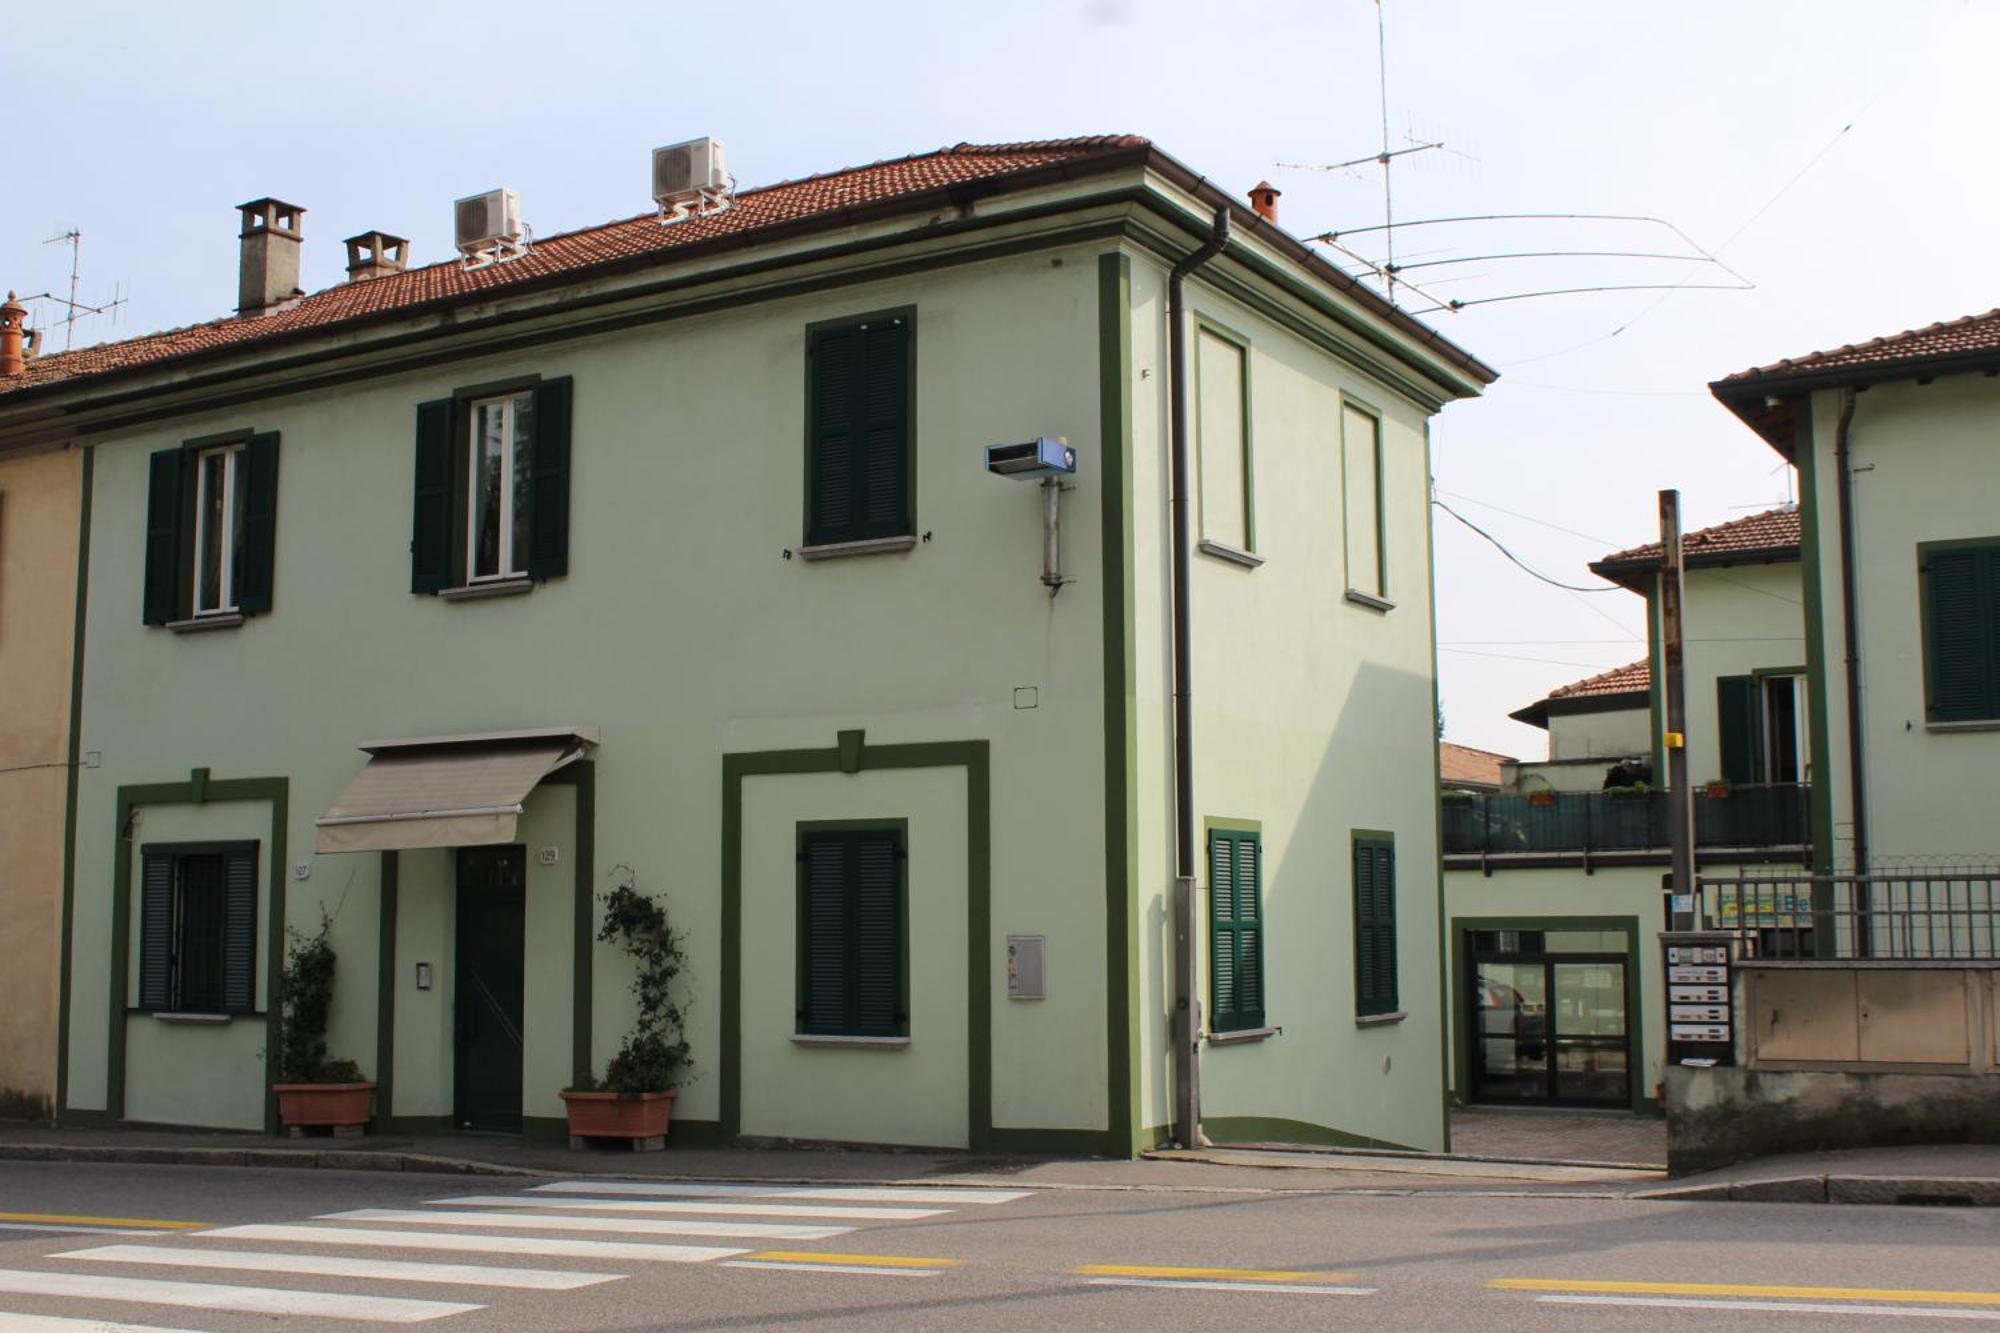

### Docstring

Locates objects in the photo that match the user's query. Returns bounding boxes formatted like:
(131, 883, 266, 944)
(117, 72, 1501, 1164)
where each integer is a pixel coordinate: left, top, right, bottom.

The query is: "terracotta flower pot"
(1528, 790, 1557, 807)
(273, 1081, 376, 1135)
(1705, 781, 1732, 798)
(560, 1089, 676, 1151)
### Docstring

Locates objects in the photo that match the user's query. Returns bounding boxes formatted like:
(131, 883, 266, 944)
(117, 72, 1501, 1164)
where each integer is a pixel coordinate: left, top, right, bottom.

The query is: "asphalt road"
(0, 1161, 1995, 1330)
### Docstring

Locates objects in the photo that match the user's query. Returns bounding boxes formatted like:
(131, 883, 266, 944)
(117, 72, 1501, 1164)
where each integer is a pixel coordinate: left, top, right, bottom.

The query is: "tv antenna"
(22, 230, 128, 353)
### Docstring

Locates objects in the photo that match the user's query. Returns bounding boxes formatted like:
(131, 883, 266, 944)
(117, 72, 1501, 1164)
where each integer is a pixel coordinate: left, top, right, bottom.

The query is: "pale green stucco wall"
(1807, 377, 2000, 869)
(1545, 706, 1651, 764)
(1679, 561, 1805, 788)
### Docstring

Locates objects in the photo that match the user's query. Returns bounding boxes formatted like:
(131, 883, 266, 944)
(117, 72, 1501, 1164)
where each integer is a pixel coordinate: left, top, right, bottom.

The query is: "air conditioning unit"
(653, 138, 730, 224)
(454, 188, 522, 257)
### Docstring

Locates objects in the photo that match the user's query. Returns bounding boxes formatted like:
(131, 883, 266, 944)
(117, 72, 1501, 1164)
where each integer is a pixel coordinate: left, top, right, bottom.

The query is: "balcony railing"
(1441, 784, 1811, 858)
(1696, 870, 2000, 961)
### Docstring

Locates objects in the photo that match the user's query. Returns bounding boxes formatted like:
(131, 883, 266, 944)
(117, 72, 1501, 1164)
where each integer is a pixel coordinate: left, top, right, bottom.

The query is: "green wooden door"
(454, 846, 526, 1132)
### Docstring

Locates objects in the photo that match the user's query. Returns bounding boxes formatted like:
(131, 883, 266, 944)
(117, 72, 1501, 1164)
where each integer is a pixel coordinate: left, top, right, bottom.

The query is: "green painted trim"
(1203, 819, 1264, 1035)
(793, 818, 911, 1037)
(1423, 421, 1450, 1151)
(56, 444, 93, 1121)
(1139, 1122, 1173, 1151)
(984, 1126, 1119, 1156)
(1752, 664, 1810, 679)
(520, 1115, 568, 1145)
(375, 852, 397, 1116)
(721, 738, 991, 1147)
(1793, 399, 1835, 877)
(1449, 913, 1649, 1114)
(801, 307, 917, 548)
(661, 1116, 727, 1147)
(1192, 315, 1255, 551)
(539, 762, 596, 1090)
(837, 729, 864, 774)
(107, 774, 289, 1130)
(1204, 816, 1262, 834)
(1201, 1115, 1418, 1152)
(1338, 393, 1388, 598)
(1098, 249, 1138, 1157)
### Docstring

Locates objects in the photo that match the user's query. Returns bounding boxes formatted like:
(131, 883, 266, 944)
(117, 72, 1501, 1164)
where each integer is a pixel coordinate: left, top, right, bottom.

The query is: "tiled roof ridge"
(3, 136, 1160, 394)
(1718, 306, 2000, 385)
(1439, 740, 1516, 762)
(1594, 504, 1801, 567)
(1547, 657, 1651, 701)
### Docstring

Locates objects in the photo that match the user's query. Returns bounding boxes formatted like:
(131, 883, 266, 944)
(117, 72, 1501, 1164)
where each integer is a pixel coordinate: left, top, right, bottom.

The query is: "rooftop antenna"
(28, 229, 128, 352)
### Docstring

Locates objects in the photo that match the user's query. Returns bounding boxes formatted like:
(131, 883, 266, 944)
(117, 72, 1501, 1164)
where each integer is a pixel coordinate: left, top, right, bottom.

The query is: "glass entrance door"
(1468, 931, 1630, 1107)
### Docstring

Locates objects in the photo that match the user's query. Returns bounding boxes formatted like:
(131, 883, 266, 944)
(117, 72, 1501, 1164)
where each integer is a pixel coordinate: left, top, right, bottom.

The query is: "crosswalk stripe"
(55, 1244, 623, 1290)
(0, 1269, 480, 1323)
(323, 1208, 849, 1241)
(0, 1212, 203, 1231)
(430, 1194, 943, 1221)
(1084, 1276, 1375, 1296)
(1538, 1295, 2000, 1321)
(200, 1223, 748, 1264)
(0, 1316, 215, 1333)
(532, 1181, 1034, 1205)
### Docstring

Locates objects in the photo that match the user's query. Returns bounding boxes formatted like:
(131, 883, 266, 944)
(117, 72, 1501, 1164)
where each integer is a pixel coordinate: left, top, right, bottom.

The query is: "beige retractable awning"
(315, 728, 597, 854)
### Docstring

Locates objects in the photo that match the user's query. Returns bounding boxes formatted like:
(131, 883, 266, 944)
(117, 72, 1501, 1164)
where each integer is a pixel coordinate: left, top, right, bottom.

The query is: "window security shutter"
(223, 845, 259, 1013)
(808, 319, 909, 545)
(1716, 675, 1763, 784)
(1208, 832, 1264, 1032)
(138, 851, 175, 1010)
(800, 837, 848, 1034)
(1353, 839, 1398, 1017)
(411, 398, 456, 593)
(1208, 836, 1236, 1025)
(1924, 548, 1993, 722)
(525, 376, 573, 580)
(798, 828, 904, 1037)
(852, 831, 902, 1036)
(177, 855, 227, 1012)
(143, 448, 187, 625)
(236, 433, 281, 615)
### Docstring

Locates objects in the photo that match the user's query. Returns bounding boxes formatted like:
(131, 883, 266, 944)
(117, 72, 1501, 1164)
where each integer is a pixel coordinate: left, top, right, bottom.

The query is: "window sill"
(1926, 719, 2000, 733)
(1344, 589, 1396, 613)
(1206, 1024, 1279, 1045)
(166, 613, 245, 634)
(797, 535, 918, 562)
(1355, 1010, 1407, 1028)
(440, 577, 534, 602)
(147, 1011, 234, 1025)
(1197, 539, 1264, 569)
(790, 1033, 911, 1049)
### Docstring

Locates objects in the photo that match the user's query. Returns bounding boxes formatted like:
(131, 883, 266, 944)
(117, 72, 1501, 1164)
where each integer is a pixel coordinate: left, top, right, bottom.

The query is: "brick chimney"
(344, 230, 409, 283)
(1248, 181, 1281, 224)
(0, 292, 28, 378)
(237, 198, 306, 317)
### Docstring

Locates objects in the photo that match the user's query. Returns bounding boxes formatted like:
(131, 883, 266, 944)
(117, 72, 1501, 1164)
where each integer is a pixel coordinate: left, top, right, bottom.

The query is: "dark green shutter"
(526, 377, 572, 580)
(1353, 837, 1398, 1017)
(798, 828, 906, 1037)
(1924, 546, 1996, 723)
(142, 448, 187, 625)
(222, 846, 259, 1014)
(1209, 830, 1264, 1032)
(176, 855, 226, 1011)
(800, 837, 848, 1034)
(1716, 675, 1764, 784)
(807, 318, 909, 545)
(852, 832, 902, 1036)
(411, 398, 456, 593)
(236, 433, 280, 615)
(138, 850, 175, 1010)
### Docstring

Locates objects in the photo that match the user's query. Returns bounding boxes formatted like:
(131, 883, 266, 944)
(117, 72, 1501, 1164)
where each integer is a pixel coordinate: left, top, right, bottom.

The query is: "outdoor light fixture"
(984, 437, 1078, 594)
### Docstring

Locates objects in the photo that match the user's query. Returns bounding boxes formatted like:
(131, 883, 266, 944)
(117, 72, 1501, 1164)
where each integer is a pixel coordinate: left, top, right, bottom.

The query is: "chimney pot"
(237, 198, 306, 317)
(0, 291, 28, 378)
(344, 230, 410, 283)
(1248, 181, 1281, 224)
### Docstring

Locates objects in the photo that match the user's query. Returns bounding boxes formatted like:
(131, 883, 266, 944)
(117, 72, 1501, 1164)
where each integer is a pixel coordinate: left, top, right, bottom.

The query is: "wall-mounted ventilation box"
(454, 188, 522, 256)
(653, 137, 727, 206)
(985, 436, 1076, 479)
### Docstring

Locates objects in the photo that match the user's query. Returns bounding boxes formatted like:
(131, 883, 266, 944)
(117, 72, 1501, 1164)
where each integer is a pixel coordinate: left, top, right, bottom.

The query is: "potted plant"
(272, 915, 376, 1136)
(1705, 778, 1732, 799)
(562, 876, 690, 1151)
(1527, 788, 1558, 807)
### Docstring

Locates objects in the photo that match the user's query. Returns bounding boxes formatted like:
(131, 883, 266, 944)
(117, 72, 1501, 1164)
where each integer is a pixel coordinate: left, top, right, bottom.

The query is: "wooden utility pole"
(1660, 490, 1695, 928)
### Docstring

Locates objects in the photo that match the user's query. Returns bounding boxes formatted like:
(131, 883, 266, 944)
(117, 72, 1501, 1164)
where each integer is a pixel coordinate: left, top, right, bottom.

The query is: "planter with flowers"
(561, 877, 690, 1151)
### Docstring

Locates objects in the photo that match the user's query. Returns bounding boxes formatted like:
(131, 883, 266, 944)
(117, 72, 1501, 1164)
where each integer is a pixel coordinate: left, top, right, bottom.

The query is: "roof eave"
(1711, 344, 2000, 457)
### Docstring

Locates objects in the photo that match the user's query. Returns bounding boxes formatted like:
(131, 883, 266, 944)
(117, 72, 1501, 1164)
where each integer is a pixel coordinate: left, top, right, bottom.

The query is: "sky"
(6, 0, 1994, 758)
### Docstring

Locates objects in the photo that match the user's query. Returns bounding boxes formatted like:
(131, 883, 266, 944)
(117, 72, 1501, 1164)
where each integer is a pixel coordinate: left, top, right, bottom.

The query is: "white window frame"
(191, 442, 245, 616)
(466, 392, 531, 582)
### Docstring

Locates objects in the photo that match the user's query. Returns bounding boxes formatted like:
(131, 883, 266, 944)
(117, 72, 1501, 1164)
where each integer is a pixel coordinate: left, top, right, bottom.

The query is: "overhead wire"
(1433, 495, 1624, 594)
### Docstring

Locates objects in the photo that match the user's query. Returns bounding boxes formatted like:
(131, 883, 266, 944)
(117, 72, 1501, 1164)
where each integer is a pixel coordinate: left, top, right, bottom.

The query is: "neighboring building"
(0, 294, 80, 1119)
(1442, 509, 1807, 1112)
(0, 136, 1491, 1153)
(1440, 741, 1514, 795)
(1712, 311, 2000, 872)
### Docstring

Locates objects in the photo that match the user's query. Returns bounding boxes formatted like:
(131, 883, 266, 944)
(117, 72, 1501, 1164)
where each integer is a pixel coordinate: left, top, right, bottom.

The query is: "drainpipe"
(1169, 205, 1230, 1150)
(1832, 388, 1871, 941)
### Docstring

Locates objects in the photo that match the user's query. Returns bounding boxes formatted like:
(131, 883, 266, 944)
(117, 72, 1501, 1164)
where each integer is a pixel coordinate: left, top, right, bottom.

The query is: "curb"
(0, 1143, 546, 1178)
(1635, 1174, 2000, 1206)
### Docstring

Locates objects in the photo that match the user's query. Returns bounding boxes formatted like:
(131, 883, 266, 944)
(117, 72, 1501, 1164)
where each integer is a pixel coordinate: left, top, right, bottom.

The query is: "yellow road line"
(1492, 1278, 2000, 1307)
(1078, 1264, 1354, 1283)
(0, 1212, 207, 1231)
(745, 1251, 961, 1269)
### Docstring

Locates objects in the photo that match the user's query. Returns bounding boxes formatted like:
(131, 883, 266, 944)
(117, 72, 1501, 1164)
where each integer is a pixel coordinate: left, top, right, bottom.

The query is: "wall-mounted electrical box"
(1007, 934, 1046, 999)
(985, 437, 1076, 479)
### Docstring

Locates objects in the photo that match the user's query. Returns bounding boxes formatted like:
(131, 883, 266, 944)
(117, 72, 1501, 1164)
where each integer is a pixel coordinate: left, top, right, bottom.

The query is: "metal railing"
(1695, 871, 2000, 961)
(1441, 784, 1811, 857)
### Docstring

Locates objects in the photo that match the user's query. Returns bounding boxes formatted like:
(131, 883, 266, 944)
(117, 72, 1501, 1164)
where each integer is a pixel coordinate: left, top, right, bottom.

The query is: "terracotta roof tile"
(1594, 505, 1801, 569)
(1547, 657, 1651, 701)
(1717, 307, 2000, 387)
(0, 137, 1149, 399)
(1440, 741, 1515, 788)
